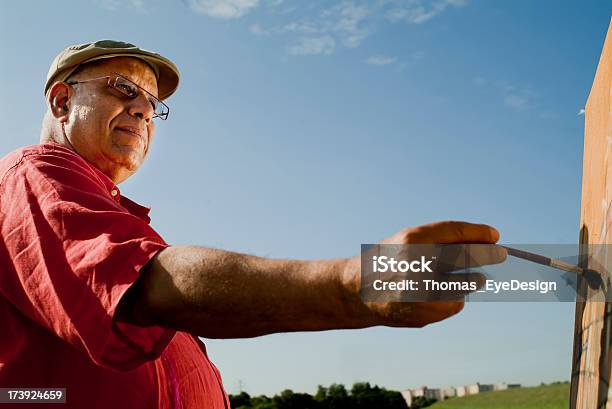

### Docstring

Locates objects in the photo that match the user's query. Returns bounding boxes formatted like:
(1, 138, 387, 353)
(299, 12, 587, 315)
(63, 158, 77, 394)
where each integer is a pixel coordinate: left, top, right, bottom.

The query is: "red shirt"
(0, 143, 230, 409)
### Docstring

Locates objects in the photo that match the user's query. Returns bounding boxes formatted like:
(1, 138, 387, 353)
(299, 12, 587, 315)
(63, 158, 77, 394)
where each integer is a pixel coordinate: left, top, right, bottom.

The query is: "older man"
(0, 40, 503, 408)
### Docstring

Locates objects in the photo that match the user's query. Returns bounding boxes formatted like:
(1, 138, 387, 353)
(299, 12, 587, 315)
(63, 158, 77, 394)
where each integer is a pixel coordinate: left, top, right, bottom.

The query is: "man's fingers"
(387, 242, 507, 273)
(435, 244, 507, 272)
(417, 270, 486, 301)
(444, 270, 486, 292)
(367, 220, 501, 328)
(405, 221, 500, 244)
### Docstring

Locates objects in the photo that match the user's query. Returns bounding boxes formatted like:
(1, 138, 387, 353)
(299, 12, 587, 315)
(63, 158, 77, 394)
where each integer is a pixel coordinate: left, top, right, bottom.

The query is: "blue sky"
(1, 0, 611, 397)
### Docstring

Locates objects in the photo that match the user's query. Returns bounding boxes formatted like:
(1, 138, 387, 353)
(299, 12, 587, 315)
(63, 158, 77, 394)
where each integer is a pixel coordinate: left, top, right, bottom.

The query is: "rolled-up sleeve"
(0, 147, 173, 371)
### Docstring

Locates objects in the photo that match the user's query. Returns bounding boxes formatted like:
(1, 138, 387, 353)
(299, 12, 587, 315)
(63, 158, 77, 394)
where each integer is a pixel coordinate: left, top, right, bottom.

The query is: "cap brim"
(46, 52, 180, 100)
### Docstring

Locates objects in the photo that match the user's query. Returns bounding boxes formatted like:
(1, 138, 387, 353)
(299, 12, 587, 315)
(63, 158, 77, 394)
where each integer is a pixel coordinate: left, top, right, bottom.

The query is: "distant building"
(466, 383, 493, 395)
(401, 390, 413, 407)
(401, 386, 425, 407)
(402, 382, 521, 406)
(411, 387, 426, 397)
(402, 385, 455, 405)
(494, 383, 522, 391)
(424, 388, 443, 401)
(442, 386, 456, 399)
(494, 383, 508, 391)
(480, 384, 494, 393)
(466, 384, 480, 395)
(401, 386, 443, 406)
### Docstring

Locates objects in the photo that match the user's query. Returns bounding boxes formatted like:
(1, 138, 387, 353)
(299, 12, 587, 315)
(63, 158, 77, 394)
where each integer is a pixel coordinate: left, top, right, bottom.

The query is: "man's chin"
(101, 149, 144, 181)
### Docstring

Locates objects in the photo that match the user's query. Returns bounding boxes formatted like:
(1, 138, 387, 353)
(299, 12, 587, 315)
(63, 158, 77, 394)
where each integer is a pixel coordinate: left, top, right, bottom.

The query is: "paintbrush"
(500, 245, 604, 290)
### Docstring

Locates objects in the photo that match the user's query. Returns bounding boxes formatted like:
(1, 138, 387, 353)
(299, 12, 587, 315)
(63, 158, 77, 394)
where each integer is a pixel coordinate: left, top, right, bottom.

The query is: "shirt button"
(111, 189, 118, 197)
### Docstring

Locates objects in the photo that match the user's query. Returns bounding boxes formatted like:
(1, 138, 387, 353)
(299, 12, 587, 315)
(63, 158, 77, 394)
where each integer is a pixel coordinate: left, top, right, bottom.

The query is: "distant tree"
(327, 384, 349, 400)
(250, 395, 277, 409)
(350, 382, 380, 409)
(350, 382, 407, 409)
(314, 386, 328, 402)
(273, 389, 320, 409)
(314, 383, 350, 409)
(382, 389, 408, 409)
(230, 391, 252, 408)
(231, 382, 409, 409)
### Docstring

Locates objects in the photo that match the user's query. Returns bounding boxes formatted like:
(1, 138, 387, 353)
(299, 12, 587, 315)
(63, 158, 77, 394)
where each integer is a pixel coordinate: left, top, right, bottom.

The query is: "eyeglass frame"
(65, 72, 170, 120)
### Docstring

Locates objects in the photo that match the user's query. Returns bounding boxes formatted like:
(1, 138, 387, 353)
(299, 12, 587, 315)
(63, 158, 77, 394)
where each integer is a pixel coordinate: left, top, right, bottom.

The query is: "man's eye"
(117, 83, 138, 98)
(147, 97, 158, 110)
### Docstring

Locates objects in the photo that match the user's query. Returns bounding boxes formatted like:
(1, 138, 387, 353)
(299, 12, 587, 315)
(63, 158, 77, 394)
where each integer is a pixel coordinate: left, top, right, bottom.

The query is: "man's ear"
(47, 82, 72, 123)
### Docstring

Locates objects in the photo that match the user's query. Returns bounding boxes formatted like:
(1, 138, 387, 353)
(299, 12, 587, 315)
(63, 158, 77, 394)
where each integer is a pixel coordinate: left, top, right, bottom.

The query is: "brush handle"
(500, 245, 584, 275)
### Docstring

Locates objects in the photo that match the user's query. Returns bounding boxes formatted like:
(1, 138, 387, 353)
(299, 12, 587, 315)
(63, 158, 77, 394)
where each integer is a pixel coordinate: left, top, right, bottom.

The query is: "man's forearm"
(117, 246, 375, 338)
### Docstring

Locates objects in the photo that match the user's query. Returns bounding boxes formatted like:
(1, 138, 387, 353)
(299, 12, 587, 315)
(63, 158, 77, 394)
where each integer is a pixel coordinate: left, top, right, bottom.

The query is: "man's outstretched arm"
(116, 221, 504, 338)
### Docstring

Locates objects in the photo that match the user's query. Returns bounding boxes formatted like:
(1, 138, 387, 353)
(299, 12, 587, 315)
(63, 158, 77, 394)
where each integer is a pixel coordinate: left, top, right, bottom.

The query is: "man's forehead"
(72, 57, 159, 94)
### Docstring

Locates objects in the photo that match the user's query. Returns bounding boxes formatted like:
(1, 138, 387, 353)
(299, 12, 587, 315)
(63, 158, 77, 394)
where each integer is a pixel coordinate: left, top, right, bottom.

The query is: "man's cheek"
(145, 126, 155, 152)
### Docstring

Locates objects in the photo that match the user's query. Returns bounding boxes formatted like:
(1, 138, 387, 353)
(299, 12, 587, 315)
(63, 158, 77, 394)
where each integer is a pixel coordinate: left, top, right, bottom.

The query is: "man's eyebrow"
(120, 73, 159, 98)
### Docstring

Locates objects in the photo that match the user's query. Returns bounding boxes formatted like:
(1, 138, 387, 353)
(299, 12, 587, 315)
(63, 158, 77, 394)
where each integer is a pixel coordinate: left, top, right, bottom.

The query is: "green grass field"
(429, 383, 569, 409)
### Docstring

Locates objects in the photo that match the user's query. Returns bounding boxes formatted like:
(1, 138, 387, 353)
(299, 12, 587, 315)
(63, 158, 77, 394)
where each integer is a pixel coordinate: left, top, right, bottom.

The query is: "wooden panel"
(571, 19, 612, 409)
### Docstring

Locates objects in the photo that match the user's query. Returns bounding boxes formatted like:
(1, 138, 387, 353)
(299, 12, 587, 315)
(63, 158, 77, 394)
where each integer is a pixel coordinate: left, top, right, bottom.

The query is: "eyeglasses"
(66, 72, 169, 120)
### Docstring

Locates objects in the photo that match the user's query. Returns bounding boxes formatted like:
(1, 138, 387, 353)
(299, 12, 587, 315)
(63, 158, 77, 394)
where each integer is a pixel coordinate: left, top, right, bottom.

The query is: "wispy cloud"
(504, 94, 529, 111)
(256, 2, 374, 48)
(385, 0, 466, 24)
(577, 108, 585, 116)
(367, 55, 397, 65)
(187, 0, 259, 19)
(94, 0, 147, 11)
(287, 36, 336, 55)
(323, 2, 373, 48)
(411, 50, 425, 60)
(282, 21, 322, 34)
(249, 23, 268, 35)
(474, 77, 539, 112)
(173, 1, 467, 56)
(504, 87, 538, 111)
(276, 0, 465, 53)
(246, 1, 467, 55)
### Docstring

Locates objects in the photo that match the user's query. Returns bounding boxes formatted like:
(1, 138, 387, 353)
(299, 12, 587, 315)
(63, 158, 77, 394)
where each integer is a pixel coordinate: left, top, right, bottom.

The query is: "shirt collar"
(43, 142, 153, 223)
(119, 196, 152, 224)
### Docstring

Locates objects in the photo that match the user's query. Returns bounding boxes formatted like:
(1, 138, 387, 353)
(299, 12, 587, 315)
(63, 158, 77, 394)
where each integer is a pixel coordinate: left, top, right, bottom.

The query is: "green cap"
(45, 40, 180, 100)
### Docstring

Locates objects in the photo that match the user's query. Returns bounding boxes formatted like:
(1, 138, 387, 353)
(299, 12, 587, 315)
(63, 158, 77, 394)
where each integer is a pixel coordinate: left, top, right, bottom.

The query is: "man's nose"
(127, 91, 154, 122)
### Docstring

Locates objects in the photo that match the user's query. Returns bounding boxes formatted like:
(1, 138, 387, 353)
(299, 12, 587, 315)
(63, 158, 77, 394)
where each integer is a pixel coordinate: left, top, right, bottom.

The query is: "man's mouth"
(115, 125, 144, 139)
(113, 125, 147, 150)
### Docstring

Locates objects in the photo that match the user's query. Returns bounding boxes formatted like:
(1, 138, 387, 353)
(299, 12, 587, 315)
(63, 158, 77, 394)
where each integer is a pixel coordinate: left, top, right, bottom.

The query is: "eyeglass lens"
(110, 75, 169, 119)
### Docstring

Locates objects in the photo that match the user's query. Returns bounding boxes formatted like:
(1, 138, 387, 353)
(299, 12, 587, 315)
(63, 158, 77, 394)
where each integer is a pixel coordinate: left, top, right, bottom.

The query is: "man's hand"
(343, 221, 505, 328)
(116, 220, 504, 338)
